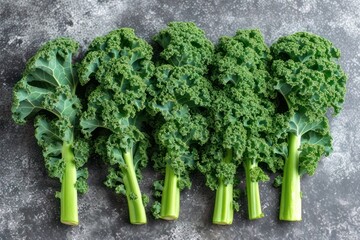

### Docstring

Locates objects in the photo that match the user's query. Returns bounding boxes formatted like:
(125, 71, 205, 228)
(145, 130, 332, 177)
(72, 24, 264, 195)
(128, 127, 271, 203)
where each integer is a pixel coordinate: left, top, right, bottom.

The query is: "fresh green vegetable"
(199, 30, 283, 224)
(11, 38, 90, 225)
(79, 28, 155, 224)
(11, 25, 347, 226)
(271, 32, 347, 221)
(148, 22, 214, 220)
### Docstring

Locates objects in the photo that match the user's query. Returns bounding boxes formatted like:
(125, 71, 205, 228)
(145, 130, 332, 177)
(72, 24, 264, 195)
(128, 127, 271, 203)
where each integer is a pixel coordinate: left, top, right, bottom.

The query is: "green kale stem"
(213, 149, 233, 225)
(244, 159, 264, 220)
(122, 150, 147, 224)
(279, 133, 302, 221)
(160, 164, 180, 220)
(213, 180, 233, 224)
(60, 143, 78, 225)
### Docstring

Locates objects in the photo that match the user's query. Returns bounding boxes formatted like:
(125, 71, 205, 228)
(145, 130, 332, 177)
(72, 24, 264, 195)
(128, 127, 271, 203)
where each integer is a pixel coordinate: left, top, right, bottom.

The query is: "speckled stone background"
(1, 0, 359, 239)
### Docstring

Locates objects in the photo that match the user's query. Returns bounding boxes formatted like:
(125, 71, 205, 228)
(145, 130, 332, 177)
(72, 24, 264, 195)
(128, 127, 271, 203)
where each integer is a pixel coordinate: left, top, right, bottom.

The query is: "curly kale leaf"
(153, 22, 214, 73)
(148, 65, 212, 120)
(200, 30, 282, 193)
(80, 59, 151, 180)
(12, 39, 80, 125)
(153, 114, 209, 190)
(212, 30, 273, 96)
(271, 32, 346, 176)
(80, 29, 154, 223)
(148, 44, 213, 190)
(272, 58, 347, 118)
(12, 38, 90, 194)
(271, 32, 340, 62)
(78, 28, 154, 85)
(149, 23, 214, 219)
(80, 61, 150, 137)
(80, 28, 154, 137)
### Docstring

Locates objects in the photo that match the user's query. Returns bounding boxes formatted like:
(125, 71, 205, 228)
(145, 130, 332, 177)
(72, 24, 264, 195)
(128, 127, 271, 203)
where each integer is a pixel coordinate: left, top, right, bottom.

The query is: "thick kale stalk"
(149, 22, 213, 220)
(79, 29, 154, 224)
(199, 30, 283, 224)
(11, 39, 90, 225)
(271, 32, 347, 221)
(212, 149, 234, 224)
(244, 159, 262, 220)
(280, 132, 301, 220)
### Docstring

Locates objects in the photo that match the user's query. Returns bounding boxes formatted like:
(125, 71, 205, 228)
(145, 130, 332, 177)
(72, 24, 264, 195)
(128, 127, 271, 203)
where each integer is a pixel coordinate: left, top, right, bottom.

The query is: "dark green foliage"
(78, 28, 153, 86)
(149, 22, 214, 187)
(79, 28, 155, 196)
(153, 22, 214, 73)
(199, 29, 283, 191)
(148, 22, 214, 217)
(12, 38, 90, 193)
(271, 32, 347, 176)
(148, 65, 212, 190)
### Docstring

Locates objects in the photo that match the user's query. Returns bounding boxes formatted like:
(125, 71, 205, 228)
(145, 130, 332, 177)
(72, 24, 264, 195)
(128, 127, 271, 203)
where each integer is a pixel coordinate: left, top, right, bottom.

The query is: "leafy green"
(79, 28, 154, 224)
(11, 38, 90, 225)
(199, 29, 284, 222)
(153, 22, 214, 74)
(78, 28, 153, 85)
(271, 31, 346, 176)
(271, 31, 347, 221)
(148, 22, 214, 220)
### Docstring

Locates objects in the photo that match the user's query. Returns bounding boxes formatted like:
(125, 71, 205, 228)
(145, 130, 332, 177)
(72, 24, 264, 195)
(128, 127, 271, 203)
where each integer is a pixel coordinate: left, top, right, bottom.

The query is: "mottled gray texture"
(0, 0, 359, 239)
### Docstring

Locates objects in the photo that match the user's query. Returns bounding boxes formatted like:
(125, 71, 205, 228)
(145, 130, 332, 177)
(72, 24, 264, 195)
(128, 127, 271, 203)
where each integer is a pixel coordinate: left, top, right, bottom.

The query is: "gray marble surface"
(1, 0, 359, 239)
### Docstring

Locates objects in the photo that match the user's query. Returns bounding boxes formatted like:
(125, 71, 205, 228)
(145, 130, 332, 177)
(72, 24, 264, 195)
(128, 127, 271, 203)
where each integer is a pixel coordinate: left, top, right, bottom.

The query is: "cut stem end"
(244, 160, 264, 220)
(160, 164, 180, 220)
(212, 181, 233, 225)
